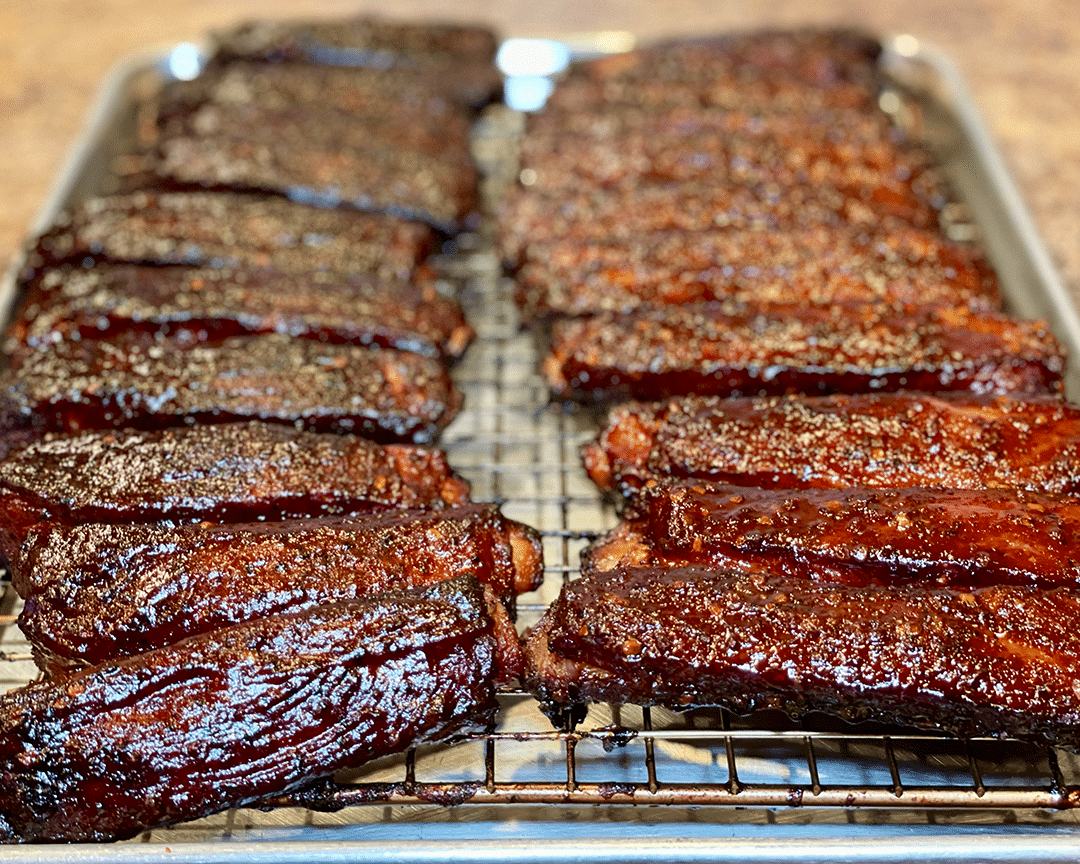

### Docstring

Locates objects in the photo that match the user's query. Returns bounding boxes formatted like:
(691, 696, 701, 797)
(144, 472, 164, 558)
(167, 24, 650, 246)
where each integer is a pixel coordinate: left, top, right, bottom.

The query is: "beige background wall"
(3, 0, 1077, 301)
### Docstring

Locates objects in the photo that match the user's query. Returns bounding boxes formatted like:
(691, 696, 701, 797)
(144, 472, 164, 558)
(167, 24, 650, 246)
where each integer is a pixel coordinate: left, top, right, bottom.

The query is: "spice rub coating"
(0, 331, 461, 443)
(583, 392, 1080, 498)
(18, 504, 542, 676)
(0, 578, 499, 843)
(8, 263, 473, 361)
(0, 422, 469, 568)
(585, 481, 1080, 590)
(545, 302, 1062, 403)
(515, 226, 998, 320)
(523, 565, 1080, 749)
(27, 191, 435, 282)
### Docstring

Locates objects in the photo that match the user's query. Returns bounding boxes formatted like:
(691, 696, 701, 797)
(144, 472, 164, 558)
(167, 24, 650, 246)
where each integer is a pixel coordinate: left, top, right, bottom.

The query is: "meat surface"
(583, 392, 1080, 498)
(0, 577, 500, 843)
(0, 331, 462, 443)
(545, 302, 1062, 403)
(514, 226, 998, 320)
(8, 263, 473, 361)
(26, 191, 435, 282)
(523, 565, 1080, 750)
(17, 504, 542, 676)
(0, 422, 469, 566)
(584, 481, 1080, 589)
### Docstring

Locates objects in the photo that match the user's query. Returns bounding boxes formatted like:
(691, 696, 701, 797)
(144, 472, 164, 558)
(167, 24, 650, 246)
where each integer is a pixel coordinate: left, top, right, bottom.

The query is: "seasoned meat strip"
(0, 331, 462, 443)
(545, 302, 1062, 403)
(18, 504, 540, 677)
(515, 226, 999, 320)
(542, 29, 882, 115)
(26, 191, 435, 281)
(584, 482, 1080, 589)
(523, 565, 1080, 750)
(0, 422, 469, 565)
(0, 577, 499, 843)
(8, 263, 473, 361)
(582, 392, 1080, 498)
(499, 180, 940, 264)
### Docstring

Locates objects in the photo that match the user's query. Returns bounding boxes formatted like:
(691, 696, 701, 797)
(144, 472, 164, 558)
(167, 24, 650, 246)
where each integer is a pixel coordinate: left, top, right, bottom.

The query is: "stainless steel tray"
(3, 31, 1080, 862)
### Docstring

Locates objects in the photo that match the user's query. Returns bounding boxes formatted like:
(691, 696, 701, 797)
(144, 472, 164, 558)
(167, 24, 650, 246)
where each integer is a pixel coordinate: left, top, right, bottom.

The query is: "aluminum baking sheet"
(3, 31, 1080, 862)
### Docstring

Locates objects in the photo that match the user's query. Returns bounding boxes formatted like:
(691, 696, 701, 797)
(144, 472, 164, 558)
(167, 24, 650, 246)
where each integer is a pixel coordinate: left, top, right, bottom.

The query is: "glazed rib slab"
(0, 577, 501, 844)
(17, 504, 542, 677)
(524, 565, 1080, 750)
(583, 392, 1080, 498)
(0, 422, 470, 566)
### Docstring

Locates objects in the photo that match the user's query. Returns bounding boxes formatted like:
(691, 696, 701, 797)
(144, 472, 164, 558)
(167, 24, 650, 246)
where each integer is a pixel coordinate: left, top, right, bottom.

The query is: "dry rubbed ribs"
(583, 392, 1080, 498)
(585, 481, 1080, 590)
(18, 504, 542, 677)
(26, 191, 435, 282)
(8, 263, 473, 361)
(514, 226, 999, 320)
(0, 331, 461, 443)
(0, 422, 469, 566)
(0, 577, 500, 843)
(523, 565, 1080, 750)
(545, 302, 1062, 403)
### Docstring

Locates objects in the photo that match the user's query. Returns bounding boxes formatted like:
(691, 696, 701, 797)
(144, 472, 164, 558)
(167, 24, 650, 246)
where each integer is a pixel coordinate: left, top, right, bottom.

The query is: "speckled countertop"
(3, 0, 1078, 306)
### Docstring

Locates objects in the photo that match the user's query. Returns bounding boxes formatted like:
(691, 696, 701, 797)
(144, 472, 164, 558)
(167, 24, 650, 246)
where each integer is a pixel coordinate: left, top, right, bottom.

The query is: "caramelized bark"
(515, 226, 998, 320)
(18, 504, 542, 674)
(583, 392, 1080, 498)
(0, 422, 469, 566)
(546, 302, 1062, 403)
(524, 565, 1080, 749)
(8, 263, 473, 361)
(585, 482, 1080, 589)
(0, 331, 461, 443)
(0, 578, 499, 843)
(27, 191, 435, 282)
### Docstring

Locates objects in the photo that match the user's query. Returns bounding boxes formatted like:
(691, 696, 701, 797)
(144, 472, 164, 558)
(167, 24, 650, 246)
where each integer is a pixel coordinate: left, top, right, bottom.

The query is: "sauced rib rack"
(0, 577, 501, 844)
(0, 330, 462, 443)
(545, 302, 1063, 403)
(585, 481, 1080, 589)
(583, 392, 1080, 498)
(0, 422, 470, 567)
(523, 565, 1080, 750)
(17, 504, 542, 676)
(514, 225, 1000, 321)
(7, 263, 474, 361)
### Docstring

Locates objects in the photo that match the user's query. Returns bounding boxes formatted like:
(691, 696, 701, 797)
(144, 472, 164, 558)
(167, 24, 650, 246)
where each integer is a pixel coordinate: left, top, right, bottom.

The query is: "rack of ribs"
(0, 422, 469, 566)
(584, 481, 1080, 590)
(7, 263, 473, 361)
(25, 190, 435, 282)
(544, 302, 1062, 403)
(0, 330, 462, 443)
(523, 565, 1080, 750)
(513, 225, 998, 321)
(582, 392, 1080, 498)
(17, 504, 542, 677)
(0, 577, 501, 843)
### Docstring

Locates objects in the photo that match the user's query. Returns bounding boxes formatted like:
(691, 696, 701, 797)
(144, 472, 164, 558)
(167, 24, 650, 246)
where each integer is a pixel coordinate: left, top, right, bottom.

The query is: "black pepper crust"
(545, 302, 1063, 403)
(0, 577, 500, 843)
(8, 263, 473, 361)
(523, 565, 1080, 751)
(0, 421, 471, 567)
(0, 331, 462, 444)
(582, 392, 1080, 498)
